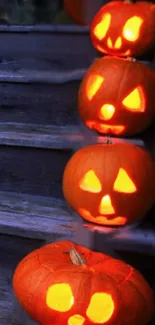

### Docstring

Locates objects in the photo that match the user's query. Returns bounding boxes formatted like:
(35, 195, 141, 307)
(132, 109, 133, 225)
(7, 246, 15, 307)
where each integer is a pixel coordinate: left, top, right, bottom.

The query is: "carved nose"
(107, 37, 122, 49)
(68, 315, 85, 325)
(99, 195, 115, 215)
(98, 104, 115, 120)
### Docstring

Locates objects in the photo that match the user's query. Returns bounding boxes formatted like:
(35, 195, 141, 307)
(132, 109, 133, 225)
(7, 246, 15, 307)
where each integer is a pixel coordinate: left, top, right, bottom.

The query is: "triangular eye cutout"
(79, 169, 102, 193)
(113, 168, 137, 193)
(122, 86, 145, 112)
(94, 13, 111, 40)
(86, 74, 104, 101)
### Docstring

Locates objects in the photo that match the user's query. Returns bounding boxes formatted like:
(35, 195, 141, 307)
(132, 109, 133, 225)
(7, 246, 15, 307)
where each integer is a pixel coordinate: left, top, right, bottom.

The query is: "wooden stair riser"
(0, 234, 43, 325)
(0, 124, 155, 198)
(0, 145, 73, 198)
(0, 82, 80, 126)
(0, 26, 96, 71)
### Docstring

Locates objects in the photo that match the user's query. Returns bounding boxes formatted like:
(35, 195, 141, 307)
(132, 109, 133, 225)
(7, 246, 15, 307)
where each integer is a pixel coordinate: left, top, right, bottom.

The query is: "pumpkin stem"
(124, 0, 133, 3)
(105, 136, 112, 144)
(126, 57, 136, 62)
(69, 247, 86, 265)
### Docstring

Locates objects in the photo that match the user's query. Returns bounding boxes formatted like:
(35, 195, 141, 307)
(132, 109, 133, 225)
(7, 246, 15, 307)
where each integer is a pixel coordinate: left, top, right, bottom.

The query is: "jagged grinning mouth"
(96, 45, 131, 57)
(79, 208, 127, 226)
(86, 121, 125, 135)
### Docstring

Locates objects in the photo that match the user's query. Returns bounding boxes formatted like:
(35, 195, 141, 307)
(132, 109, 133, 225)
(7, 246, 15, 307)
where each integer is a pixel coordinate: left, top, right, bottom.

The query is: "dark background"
(1, 0, 154, 25)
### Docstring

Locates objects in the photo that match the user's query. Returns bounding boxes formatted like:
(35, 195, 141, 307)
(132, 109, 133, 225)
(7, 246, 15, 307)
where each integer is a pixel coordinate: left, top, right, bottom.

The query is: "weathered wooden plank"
(0, 68, 86, 84)
(0, 26, 96, 70)
(0, 123, 82, 149)
(74, 221, 155, 255)
(0, 27, 96, 127)
(0, 81, 80, 126)
(0, 191, 75, 239)
(0, 123, 146, 149)
(0, 123, 153, 198)
(0, 234, 44, 325)
(0, 145, 73, 197)
(0, 190, 154, 251)
(0, 125, 153, 197)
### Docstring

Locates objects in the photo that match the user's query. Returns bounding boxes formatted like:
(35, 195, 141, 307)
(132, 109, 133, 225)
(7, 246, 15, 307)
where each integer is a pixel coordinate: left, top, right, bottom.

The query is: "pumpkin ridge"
(127, 278, 151, 323)
(115, 59, 131, 104)
(24, 258, 53, 314)
(118, 268, 153, 323)
(118, 266, 133, 286)
(91, 256, 111, 269)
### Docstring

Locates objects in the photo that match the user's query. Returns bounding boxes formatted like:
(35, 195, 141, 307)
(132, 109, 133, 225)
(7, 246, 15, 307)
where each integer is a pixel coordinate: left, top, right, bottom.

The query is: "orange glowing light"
(86, 75, 104, 101)
(46, 283, 74, 311)
(114, 37, 122, 49)
(86, 292, 114, 323)
(107, 37, 113, 49)
(96, 44, 108, 54)
(78, 208, 127, 226)
(68, 315, 85, 325)
(80, 169, 102, 193)
(85, 121, 125, 135)
(107, 37, 122, 50)
(96, 44, 131, 56)
(113, 168, 137, 193)
(99, 195, 115, 215)
(122, 86, 145, 112)
(94, 13, 111, 40)
(123, 16, 143, 42)
(98, 104, 115, 120)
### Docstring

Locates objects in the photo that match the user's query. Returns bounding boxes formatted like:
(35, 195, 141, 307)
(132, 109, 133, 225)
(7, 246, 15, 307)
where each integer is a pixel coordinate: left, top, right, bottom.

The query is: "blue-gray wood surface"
(0, 25, 154, 325)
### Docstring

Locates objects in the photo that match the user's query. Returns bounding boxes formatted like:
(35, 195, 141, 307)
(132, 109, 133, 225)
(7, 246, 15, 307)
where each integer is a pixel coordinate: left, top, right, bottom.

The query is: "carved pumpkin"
(90, 0, 155, 57)
(78, 56, 155, 136)
(63, 142, 155, 226)
(64, 0, 102, 26)
(13, 240, 154, 325)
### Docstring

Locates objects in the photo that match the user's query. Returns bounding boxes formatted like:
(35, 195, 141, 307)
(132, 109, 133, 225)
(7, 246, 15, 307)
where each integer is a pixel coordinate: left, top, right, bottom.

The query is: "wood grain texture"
(0, 123, 82, 149)
(0, 127, 152, 198)
(0, 234, 43, 325)
(0, 191, 76, 239)
(0, 26, 96, 128)
(0, 189, 154, 249)
(0, 81, 79, 126)
(0, 122, 147, 149)
(74, 211, 155, 256)
(0, 145, 73, 197)
(0, 26, 96, 71)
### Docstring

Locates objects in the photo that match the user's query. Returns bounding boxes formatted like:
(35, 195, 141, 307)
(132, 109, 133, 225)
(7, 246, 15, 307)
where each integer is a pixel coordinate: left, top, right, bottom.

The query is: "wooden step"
(0, 124, 153, 199)
(0, 77, 80, 126)
(0, 144, 73, 198)
(0, 63, 154, 127)
(0, 26, 95, 70)
(0, 190, 154, 252)
(0, 123, 82, 149)
(0, 25, 96, 127)
(0, 25, 154, 325)
(0, 122, 148, 149)
(0, 234, 43, 325)
(0, 191, 75, 240)
(74, 211, 155, 256)
(0, 26, 153, 129)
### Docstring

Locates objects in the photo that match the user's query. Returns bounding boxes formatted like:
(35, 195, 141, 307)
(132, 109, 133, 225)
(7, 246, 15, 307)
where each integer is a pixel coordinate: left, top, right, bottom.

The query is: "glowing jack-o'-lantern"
(13, 241, 154, 325)
(90, 0, 155, 57)
(78, 56, 155, 136)
(64, 0, 102, 26)
(63, 142, 155, 226)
